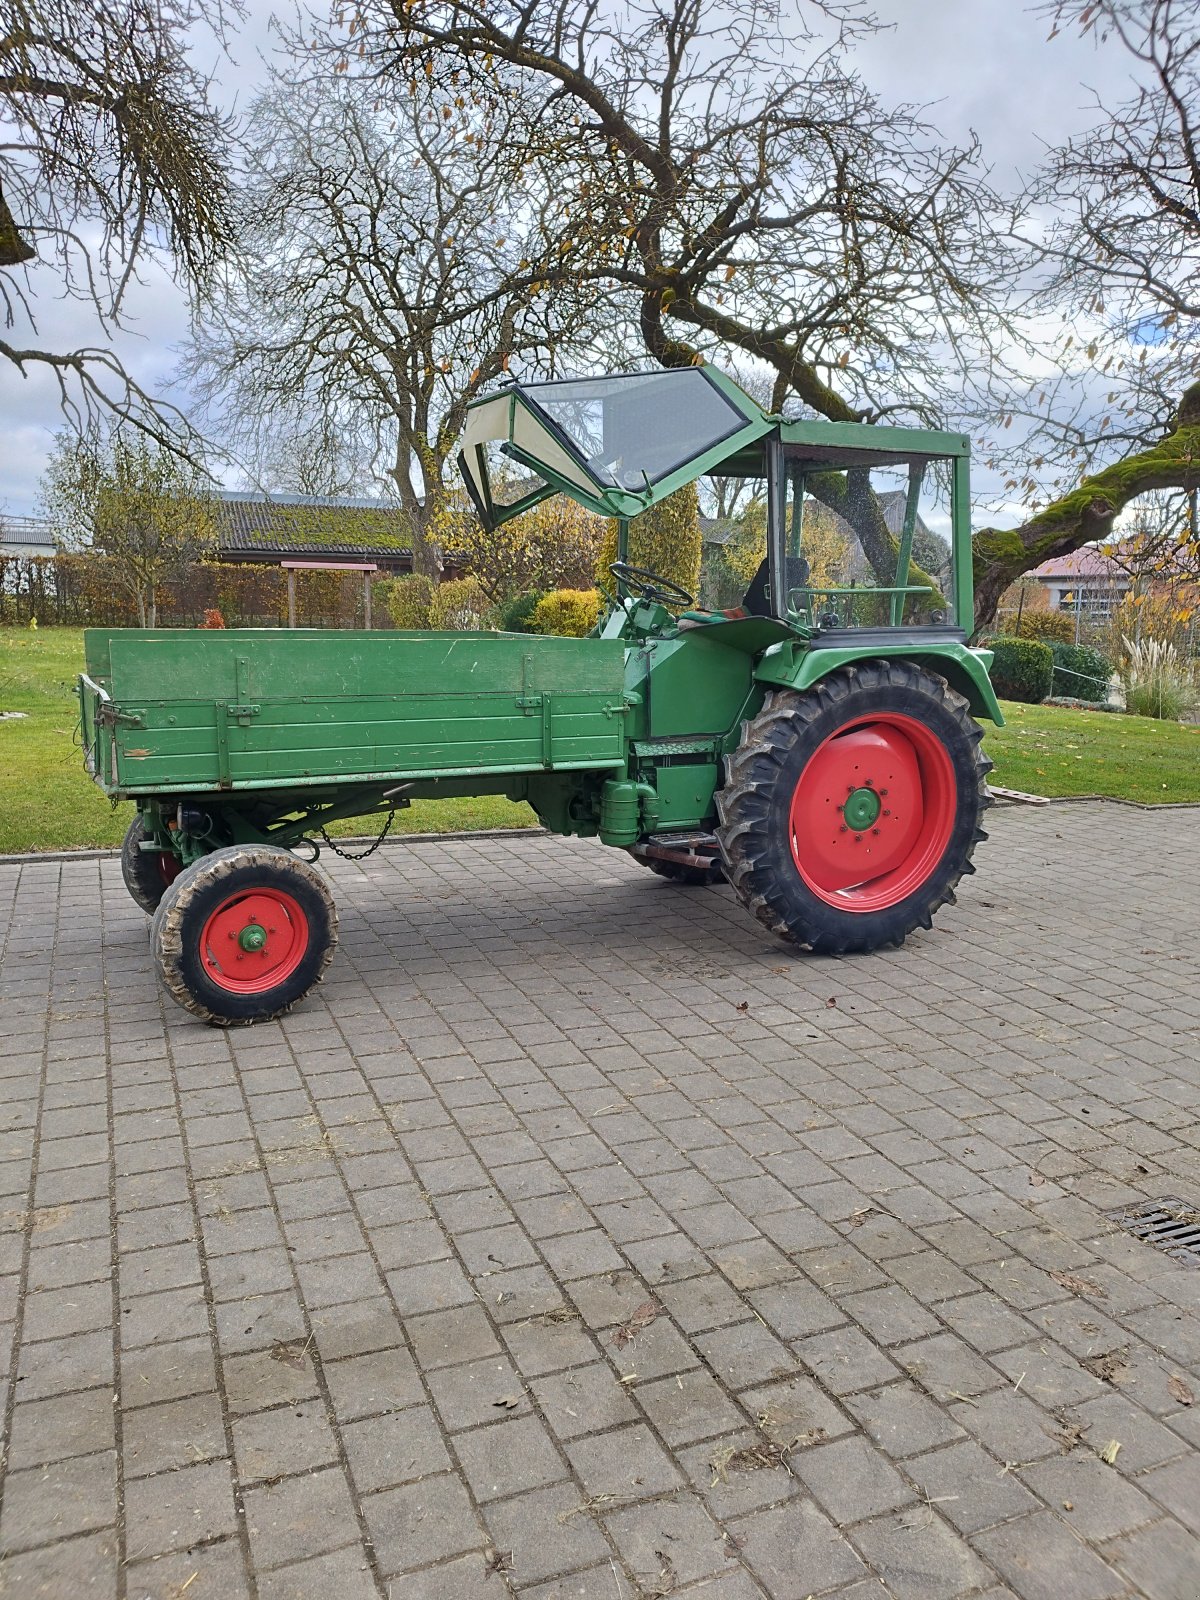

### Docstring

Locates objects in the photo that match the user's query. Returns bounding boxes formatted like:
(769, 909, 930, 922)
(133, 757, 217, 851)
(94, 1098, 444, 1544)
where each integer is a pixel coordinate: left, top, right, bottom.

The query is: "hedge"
(377, 573, 433, 629)
(0, 552, 379, 628)
(1007, 610, 1077, 645)
(496, 591, 545, 633)
(1049, 642, 1113, 703)
(531, 589, 603, 637)
(988, 637, 1053, 703)
(594, 483, 703, 599)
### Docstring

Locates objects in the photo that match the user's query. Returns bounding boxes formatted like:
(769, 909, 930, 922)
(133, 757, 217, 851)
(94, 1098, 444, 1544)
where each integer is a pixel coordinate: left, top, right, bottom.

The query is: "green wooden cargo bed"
(81, 628, 629, 795)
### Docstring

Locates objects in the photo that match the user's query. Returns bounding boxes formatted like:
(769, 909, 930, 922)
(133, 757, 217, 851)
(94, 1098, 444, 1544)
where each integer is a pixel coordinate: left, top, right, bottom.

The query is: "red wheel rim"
(788, 712, 957, 911)
(199, 888, 309, 994)
(158, 852, 181, 889)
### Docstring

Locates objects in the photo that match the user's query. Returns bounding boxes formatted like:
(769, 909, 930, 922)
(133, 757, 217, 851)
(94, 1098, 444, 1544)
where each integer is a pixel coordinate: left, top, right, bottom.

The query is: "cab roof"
(458, 365, 969, 530)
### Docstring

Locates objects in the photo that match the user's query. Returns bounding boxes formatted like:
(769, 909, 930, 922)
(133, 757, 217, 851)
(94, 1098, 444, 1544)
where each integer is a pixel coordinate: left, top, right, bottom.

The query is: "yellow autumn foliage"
(595, 483, 702, 598)
(531, 588, 603, 636)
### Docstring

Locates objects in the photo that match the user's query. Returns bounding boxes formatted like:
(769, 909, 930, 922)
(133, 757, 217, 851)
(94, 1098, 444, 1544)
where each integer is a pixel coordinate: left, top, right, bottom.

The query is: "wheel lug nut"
(871, 828, 880, 836)
(839, 825, 847, 834)
(883, 809, 891, 817)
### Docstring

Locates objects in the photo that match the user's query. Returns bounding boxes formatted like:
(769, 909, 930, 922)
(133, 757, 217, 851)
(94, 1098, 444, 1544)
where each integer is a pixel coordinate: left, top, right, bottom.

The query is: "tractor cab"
(458, 364, 975, 645)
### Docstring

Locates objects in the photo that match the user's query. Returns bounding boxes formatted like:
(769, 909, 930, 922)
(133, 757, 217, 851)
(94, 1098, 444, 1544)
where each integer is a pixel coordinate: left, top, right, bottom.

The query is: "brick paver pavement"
(1, 801, 1198, 1599)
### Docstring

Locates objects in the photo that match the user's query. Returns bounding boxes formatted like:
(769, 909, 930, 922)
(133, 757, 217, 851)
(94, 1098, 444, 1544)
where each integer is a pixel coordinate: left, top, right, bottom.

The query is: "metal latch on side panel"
(227, 703, 261, 726)
(98, 704, 146, 731)
(601, 699, 635, 719)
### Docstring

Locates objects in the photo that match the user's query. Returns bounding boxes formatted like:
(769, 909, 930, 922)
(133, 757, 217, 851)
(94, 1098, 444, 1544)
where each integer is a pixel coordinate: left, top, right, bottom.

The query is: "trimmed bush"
(595, 482, 703, 599)
(531, 588, 603, 637)
(378, 573, 434, 630)
(497, 590, 545, 633)
(428, 576, 488, 631)
(1011, 610, 1077, 646)
(988, 637, 1053, 703)
(1049, 642, 1112, 703)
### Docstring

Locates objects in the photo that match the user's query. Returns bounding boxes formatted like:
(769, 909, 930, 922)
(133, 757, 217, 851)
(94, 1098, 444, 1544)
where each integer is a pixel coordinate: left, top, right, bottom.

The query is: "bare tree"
(232, 412, 383, 503)
(339, 0, 1200, 623)
(972, 0, 1200, 621)
(345, 0, 1016, 423)
(42, 424, 218, 625)
(317, 0, 1025, 603)
(1, 0, 237, 438)
(186, 66, 600, 575)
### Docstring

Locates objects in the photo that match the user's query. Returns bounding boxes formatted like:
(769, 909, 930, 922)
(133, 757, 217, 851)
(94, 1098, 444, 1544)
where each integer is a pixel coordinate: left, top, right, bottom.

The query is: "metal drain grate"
(1108, 1196, 1200, 1264)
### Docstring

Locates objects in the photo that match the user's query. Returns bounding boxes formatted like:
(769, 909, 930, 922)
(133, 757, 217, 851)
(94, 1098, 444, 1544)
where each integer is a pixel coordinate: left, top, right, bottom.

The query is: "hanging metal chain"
(317, 806, 396, 862)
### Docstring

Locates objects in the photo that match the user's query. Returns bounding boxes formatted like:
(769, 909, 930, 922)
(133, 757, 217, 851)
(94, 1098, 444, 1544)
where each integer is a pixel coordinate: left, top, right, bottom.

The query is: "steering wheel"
(610, 561, 695, 610)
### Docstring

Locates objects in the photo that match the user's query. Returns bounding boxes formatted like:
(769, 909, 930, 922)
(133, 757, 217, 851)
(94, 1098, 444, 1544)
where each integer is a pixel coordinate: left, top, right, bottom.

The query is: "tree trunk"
(973, 382, 1200, 629)
(148, 579, 157, 630)
(136, 587, 147, 628)
(806, 470, 946, 609)
(389, 453, 445, 580)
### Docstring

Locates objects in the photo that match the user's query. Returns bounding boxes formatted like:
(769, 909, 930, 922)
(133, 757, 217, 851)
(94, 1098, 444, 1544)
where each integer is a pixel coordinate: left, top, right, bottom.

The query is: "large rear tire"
(716, 663, 991, 954)
(151, 845, 337, 1026)
(120, 816, 181, 914)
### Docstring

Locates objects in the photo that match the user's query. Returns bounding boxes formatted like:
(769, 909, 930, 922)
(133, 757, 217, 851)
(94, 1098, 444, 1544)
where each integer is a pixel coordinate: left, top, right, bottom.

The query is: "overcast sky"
(0, 0, 1140, 518)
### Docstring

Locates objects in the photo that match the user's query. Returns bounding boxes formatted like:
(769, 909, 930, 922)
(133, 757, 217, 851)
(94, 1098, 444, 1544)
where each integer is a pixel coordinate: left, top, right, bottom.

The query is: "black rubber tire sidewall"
(153, 847, 336, 1026)
(121, 816, 176, 914)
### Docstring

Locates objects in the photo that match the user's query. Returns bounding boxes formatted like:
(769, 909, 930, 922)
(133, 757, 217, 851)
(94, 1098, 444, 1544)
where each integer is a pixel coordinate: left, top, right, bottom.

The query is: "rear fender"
(754, 641, 1004, 726)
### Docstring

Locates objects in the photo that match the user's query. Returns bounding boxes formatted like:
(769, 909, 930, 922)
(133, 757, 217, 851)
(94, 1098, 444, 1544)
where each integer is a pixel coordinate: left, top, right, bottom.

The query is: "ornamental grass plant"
(1120, 636, 1197, 721)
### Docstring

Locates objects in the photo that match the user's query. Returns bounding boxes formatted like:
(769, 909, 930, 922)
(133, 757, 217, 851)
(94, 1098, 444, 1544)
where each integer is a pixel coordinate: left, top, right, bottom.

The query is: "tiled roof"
(216, 492, 413, 559)
(699, 516, 738, 545)
(0, 516, 56, 553)
(1029, 544, 1126, 580)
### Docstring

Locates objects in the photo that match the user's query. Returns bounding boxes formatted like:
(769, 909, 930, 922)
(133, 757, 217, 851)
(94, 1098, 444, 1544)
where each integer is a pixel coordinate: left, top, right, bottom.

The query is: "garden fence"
(0, 554, 387, 629)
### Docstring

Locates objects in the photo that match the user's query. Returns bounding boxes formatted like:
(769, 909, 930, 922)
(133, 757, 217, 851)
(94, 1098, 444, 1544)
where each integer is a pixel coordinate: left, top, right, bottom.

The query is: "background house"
(1026, 545, 1132, 617)
(215, 492, 417, 574)
(0, 516, 56, 558)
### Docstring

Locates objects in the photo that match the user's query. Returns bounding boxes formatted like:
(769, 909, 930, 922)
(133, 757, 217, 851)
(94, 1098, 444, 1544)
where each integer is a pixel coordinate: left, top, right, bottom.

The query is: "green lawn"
(2, 628, 1197, 854)
(986, 699, 1200, 805)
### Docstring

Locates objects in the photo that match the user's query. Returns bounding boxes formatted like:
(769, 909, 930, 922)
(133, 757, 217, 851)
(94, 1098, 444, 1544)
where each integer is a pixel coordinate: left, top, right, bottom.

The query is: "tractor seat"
(742, 555, 810, 617)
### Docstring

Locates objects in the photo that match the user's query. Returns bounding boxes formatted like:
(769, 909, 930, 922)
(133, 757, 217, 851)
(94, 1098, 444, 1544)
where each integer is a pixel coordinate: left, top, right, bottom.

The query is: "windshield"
(522, 369, 750, 491)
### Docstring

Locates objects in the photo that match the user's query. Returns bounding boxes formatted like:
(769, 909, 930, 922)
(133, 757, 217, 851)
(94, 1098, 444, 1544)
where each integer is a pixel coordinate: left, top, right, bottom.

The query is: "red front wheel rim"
(200, 888, 310, 994)
(788, 713, 958, 912)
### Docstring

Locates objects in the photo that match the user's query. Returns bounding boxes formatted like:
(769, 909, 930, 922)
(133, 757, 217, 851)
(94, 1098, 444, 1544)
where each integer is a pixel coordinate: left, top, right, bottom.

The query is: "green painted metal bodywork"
(79, 365, 999, 873)
(754, 637, 1003, 726)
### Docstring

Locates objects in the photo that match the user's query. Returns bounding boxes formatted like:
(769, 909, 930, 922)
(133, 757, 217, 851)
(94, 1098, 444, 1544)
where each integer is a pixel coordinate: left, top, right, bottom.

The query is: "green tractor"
(80, 365, 1000, 1025)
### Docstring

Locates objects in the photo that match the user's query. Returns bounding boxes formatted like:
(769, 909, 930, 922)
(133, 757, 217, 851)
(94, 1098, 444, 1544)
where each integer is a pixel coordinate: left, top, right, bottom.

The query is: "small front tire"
(120, 816, 181, 914)
(151, 845, 337, 1026)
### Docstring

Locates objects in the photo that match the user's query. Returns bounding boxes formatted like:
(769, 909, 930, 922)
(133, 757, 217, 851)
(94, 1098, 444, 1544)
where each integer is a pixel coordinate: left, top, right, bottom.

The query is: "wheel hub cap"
(238, 923, 268, 953)
(842, 786, 881, 831)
